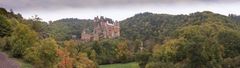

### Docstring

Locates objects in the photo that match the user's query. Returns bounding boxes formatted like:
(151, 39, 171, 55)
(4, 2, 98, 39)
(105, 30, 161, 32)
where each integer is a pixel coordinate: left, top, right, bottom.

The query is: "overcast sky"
(1, 0, 240, 22)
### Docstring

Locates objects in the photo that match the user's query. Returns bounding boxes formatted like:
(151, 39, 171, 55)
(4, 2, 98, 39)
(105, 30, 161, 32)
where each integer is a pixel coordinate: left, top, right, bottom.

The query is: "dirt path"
(0, 52, 20, 68)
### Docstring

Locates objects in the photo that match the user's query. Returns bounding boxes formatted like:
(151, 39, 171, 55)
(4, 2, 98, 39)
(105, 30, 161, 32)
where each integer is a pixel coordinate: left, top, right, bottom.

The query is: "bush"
(135, 51, 151, 68)
(24, 38, 59, 68)
(0, 37, 7, 50)
(218, 30, 240, 58)
(9, 23, 38, 58)
(57, 40, 97, 68)
(0, 15, 13, 37)
(222, 56, 240, 68)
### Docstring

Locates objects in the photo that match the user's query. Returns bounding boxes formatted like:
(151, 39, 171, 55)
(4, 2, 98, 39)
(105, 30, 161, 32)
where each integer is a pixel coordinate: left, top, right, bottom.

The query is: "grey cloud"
(0, 0, 238, 11)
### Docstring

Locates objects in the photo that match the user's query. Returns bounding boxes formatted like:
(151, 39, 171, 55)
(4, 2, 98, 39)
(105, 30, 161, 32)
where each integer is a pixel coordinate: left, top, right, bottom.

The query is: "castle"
(81, 16, 120, 41)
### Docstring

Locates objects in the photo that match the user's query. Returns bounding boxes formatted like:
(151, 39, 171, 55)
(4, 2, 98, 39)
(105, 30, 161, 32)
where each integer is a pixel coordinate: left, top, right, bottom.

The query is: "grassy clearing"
(99, 62, 139, 68)
(14, 57, 33, 68)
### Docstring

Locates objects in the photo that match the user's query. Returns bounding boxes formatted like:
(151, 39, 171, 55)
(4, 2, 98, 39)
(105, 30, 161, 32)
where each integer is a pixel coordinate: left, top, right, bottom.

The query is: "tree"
(146, 14, 230, 68)
(175, 23, 224, 68)
(57, 40, 97, 68)
(73, 53, 97, 68)
(24, 19, 48, 38)
(57, 48, 73, 68)
(115, 40, 132, 63)
(24, 38, 59, 68)
(9, 23, 38, 57)
(0, 15, 13, 37)
(135, 51, 151, 68)
(91, 39, 118, 64)
(218, 30, 240, 58)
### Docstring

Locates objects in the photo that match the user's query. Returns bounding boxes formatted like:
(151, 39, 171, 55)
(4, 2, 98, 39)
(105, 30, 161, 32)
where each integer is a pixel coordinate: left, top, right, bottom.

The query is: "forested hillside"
(120, 11, 240, 68)
(48, 18, 93, 40)
(1, 7, 240, 68)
